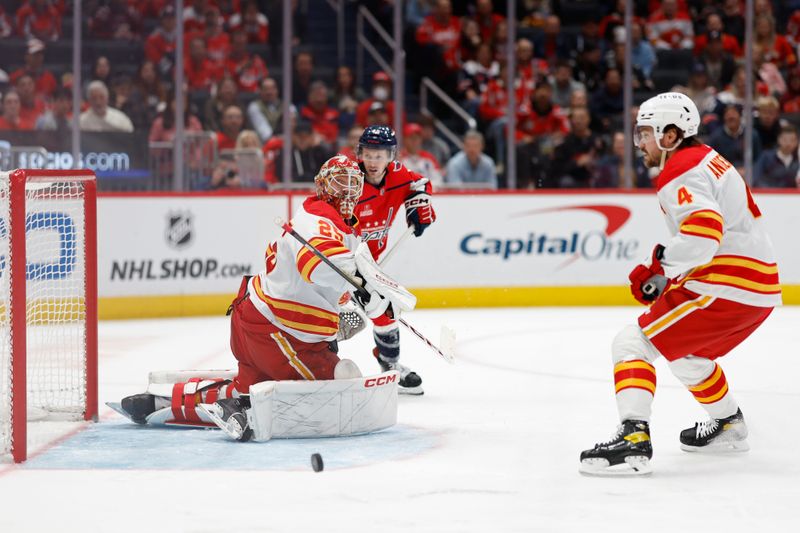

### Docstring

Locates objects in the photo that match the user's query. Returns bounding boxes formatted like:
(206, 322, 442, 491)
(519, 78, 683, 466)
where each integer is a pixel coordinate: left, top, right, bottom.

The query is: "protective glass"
(357, 145, 395, 167)
(633, 126, 655, 148)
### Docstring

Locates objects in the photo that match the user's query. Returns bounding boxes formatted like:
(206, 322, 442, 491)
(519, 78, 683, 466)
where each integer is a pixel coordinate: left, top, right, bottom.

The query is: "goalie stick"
(276, 218, 455, 364)
(378, 225, 415, 267)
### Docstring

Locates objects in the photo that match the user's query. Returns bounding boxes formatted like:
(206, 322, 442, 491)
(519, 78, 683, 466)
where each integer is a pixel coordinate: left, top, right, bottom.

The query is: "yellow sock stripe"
(615, 361, 655, 372)
(642, 295, 713, 338)
(270, 332, 315, 380)
(614, 378, 656, 395)
(689, 365, 723, 393)
(695, 382, 729, 404)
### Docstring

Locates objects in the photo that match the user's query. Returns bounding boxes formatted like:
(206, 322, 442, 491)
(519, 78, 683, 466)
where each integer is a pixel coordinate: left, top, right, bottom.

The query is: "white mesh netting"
(0, 172, 89, 458)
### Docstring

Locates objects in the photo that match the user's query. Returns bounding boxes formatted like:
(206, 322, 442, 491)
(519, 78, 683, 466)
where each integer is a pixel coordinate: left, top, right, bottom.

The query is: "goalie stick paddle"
(276, 218, 455, 364)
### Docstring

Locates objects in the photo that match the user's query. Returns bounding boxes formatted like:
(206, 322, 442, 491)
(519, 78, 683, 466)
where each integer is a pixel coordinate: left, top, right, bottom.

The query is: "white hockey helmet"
(635, 92, 700, 151)
(314, 155, 364, 219)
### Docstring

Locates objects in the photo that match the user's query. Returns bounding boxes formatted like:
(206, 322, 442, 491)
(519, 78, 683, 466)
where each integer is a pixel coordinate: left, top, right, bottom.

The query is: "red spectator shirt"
(225, 54, 268, 93)
(647, 10, 694, 49)
(0, 116, 35, 130)
(145, 28, 176, 66)
(300, 105, 340, 146)
(354, 160, 433, 260)
(19, 98, 47, 128)
(185, 57, 223, 91)
(9, 68, 57, 97)
(760, 35, 798, 69)
(415, 15, 462, 71)
(474, 12, 503, 42)
(16, 2, 61, 40)
(694, 32, 743, 58)
(478, 77, 531, 122)
(216, 131, 237, 151)
(228, 12, 269, 43)
(515, 102, 570, 141)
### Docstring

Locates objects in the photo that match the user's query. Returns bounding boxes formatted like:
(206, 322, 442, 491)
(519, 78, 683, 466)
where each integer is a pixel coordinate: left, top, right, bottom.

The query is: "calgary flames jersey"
(247, 197, 361, 343)
(657, 144, 781, 307)
(355, 160, 432, 259)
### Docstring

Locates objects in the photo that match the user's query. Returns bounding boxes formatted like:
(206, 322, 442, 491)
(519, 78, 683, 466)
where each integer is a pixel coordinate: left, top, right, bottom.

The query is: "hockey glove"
(404, 191, 436, 237)
(628, 244, 669, 305)
(353, 289, 392, 319)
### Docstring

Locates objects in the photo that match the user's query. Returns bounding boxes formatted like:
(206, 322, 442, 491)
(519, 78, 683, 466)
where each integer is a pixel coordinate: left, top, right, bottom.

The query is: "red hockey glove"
(404, 191, 436, 237)
(628, 244, 669, 305)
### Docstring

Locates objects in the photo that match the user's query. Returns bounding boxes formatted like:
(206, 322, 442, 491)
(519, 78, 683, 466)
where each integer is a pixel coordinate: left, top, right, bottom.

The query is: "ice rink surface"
(1, 306, 798, 532)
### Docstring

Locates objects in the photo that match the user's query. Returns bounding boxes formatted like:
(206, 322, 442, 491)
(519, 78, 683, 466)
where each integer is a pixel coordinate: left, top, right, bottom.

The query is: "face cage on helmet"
(318, 167, 363, 219)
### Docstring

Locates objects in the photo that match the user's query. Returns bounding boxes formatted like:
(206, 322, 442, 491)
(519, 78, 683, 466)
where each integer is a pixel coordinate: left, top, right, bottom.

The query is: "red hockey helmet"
(314, 155, 364, 219)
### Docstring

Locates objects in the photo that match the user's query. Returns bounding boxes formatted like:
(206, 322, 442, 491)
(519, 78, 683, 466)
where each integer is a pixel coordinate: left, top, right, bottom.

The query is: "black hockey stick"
(276, 218, 455, 363)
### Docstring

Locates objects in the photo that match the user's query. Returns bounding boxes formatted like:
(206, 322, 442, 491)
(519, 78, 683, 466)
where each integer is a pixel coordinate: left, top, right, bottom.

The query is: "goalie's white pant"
(612, 325, 739, 422)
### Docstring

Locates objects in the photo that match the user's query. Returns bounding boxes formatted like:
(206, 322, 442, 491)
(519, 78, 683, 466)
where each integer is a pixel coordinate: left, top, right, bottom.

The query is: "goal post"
(1, 169, 98, 463)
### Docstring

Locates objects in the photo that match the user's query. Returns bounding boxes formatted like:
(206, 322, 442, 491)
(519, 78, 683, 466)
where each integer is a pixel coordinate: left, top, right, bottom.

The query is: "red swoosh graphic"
(511, 205, 631, 236)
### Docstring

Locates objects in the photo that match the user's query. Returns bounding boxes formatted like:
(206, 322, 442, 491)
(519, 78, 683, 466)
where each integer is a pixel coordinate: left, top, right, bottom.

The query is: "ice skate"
(374, 348, 423, 395)
(200, 397, 253, 442)
(119, 393, 157, 425)
(579, 420, 653, 476)
(680, 408, 749, 453)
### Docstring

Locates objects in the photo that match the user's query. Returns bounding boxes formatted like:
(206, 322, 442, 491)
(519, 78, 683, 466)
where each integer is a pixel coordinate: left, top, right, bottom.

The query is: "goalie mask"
(315, 155, 364, 219)
(634, 92, 700, 151)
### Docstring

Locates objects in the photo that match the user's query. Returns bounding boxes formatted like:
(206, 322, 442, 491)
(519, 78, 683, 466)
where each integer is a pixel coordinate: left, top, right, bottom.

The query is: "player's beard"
(642, 149, 660, 169)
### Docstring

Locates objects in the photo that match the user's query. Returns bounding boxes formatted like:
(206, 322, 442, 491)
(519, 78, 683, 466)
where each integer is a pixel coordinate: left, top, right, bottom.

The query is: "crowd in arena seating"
(1, 0, 800, 189)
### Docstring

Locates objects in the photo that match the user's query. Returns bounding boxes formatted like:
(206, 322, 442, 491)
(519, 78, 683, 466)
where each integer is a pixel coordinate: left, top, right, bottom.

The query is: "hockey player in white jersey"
(580, 92, 781, 475)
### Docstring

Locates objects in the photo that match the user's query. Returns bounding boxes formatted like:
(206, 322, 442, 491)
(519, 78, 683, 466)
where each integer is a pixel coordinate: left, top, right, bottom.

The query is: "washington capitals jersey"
(355, 160, 432, 259)
(656, 144, 781, 307)
(247, 197, 361, 343)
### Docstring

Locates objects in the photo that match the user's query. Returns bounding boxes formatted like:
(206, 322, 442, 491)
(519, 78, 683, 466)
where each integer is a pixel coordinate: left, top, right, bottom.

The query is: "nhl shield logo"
(165, 211, 193, 249)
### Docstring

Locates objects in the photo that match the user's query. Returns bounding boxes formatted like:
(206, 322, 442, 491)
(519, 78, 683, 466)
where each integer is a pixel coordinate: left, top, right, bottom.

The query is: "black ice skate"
(373, 348, 424, 396)
(579, 420, 653, 476)
(680, 408, 749, 453)
(120, 393, 156, 424)
(201, 397, 254, 442)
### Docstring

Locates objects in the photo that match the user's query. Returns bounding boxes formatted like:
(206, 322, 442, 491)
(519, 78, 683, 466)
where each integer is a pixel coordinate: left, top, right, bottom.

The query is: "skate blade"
(105, 402, 135, 422)
(197, 404, 246, 441)
(579, 456, 653, 477)
(399, 386, 424, 396)
(680, 439, 750, 453)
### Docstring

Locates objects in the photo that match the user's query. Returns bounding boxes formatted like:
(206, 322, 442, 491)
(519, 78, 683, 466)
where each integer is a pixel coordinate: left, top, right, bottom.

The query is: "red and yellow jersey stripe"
(614, 360, 657, 395)
(679, 209, 724, 243)
(295, 237, 351, 283)
(251, 274, 339, 337)
(683, 255, 781, 295)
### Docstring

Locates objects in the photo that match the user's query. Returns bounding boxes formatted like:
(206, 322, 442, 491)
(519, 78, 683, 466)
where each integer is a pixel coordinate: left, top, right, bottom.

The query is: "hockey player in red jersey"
(580, 92, 781, 475)
(354, 125, 436, 395)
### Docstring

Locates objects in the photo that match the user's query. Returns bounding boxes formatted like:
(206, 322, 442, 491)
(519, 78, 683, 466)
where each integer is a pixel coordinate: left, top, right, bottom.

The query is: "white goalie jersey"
(247, 197, 361, 343)
(656, 144, 781, 308)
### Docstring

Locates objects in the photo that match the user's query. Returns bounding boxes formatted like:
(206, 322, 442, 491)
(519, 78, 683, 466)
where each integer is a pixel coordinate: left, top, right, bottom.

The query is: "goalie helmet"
(635, 92, 700, 151)
(314, 155, 364, 219)
(357, 125, 397, 160)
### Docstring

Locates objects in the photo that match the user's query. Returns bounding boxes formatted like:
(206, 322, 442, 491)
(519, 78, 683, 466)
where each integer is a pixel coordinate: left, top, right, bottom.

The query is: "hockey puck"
(311, 453, 324, 472)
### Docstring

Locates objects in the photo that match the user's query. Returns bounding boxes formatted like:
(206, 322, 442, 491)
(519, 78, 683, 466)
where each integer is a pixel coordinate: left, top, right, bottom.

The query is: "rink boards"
(95, 190, 800, 318)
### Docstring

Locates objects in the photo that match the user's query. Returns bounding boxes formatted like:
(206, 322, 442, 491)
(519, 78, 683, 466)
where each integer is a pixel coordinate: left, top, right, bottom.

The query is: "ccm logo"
(364, 374, 397, 387)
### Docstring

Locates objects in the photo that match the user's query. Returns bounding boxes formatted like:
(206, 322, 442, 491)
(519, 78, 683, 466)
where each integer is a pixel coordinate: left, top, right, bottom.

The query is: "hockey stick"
(378, 225, 415, 267)
(276, 218, 455, 364)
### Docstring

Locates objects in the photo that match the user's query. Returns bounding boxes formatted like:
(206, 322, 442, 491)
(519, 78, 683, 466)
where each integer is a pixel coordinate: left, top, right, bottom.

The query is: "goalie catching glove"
(352, 242, 417, 319)
(628, 244, 670, 305)
(404, 178, 436, 237)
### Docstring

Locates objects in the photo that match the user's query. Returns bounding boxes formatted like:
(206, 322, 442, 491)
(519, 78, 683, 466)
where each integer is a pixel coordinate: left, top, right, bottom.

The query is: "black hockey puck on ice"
(311, 453, 324, 472)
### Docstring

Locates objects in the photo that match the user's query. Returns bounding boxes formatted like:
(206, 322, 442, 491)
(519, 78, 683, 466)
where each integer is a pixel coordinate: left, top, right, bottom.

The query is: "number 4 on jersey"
(677, 186, 694, 205)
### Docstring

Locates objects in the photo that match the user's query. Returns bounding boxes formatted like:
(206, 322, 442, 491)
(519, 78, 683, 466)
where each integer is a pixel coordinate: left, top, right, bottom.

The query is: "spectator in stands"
(458, 42, 499, 117)
(248, 77, 288, 143)
(533, 15, 570, 65)
(445, 130, 496, 188)
(128, 60, 167, 125)
(35, 86, 71, 132)
(225, 31, 268, 93)
(549, 106, 604, 188)
(629, 23, 657, 84)
(721, 0, 745, 43)
(518, 0, 550, 29)
(80, 80, 134, 132)
(415, 0, 462, 74)
(754, 96, 784, 151)
(365, 101, 390, 127)
(0, 6, 12, 37)
(573, 42, 603, 94)
(215, 104, 244, 151)
(337, 125, 363, 160)
(332, 65, 364, 132)
(707, 104, 761, 173)
(604, 27, 654, 91)
(209, 157, 244, 189)
(459, 18, 482, 63)
(300, 81, 339, 148)
(15, 74, 46, 128)
(15, 0, 61, 41)
(148, 91, 204, 142)
(593, 131, 650, 188)
(183, 37, 223, 91)
(145, 5, 177, 80)
(715, 66, 747, 109)
(87, 0, 143, 41)
(516, 38, 548, 91)
(88, 56, 114, 97)
(291, 51, 318, 106)
(417, 113, 450, 167)
(754, 14, 797, 71)
(183, 0, 210, 34)
(781, 67, 800, 112)
(516, 83, 569, 185)
(490, 19, 508, 64)
(197, 7, 231, 69)
(9, 38, 57, 98)
(228, 129, 266, 188)
(694, 12, 742, 58)
(472, 0, 502, 43)
(0, 90, 33, 130)
(700, 31, 736, 91)
(598, 0, 645, 43)
(355, 71, 401, 128)
(204, 77, 239, 131)
(647, 0, 693, 50)
(549, 60, 585, 110)
(672, 62, 718, 117)
(400, 122, 443, 187)
(228, 1, 269, 44)
(589, 68, 624, 132)
(754, 125, 800, 188)
(276, 119, 332, 183)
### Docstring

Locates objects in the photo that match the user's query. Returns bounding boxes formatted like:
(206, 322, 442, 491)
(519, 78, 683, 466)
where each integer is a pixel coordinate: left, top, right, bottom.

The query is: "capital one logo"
(0, 212, 77, 280)
(460, 204, 640, 268)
